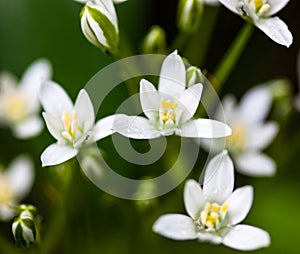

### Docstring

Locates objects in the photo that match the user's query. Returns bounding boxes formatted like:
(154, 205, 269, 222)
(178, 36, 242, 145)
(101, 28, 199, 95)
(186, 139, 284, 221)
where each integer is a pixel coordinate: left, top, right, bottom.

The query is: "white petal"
(184, 180, 205, 220)
(86, 8, 108, 48)
(248, 122, 279, 150)
(153, 214, 197, 240)
(40, 81, 73, 118)
(74, 89, 95, 132)
(113, 115, 161, 139)
(203, 151, 234, 203)
(81, 9, 100, 47)
(178, 83, 203, 123)
(13, 116, 43, 139)
(20, 59, 52, 113)
(93, 114, 123, 141)
(42, 112, 64, 142)
(197, 232, 222, 244)
(139, 79, 160, 121)
(158, 51, 186, 98)
(41, 144, 77, 167)
(7, 155, 34, 200)
(218, 0, 240, 15)
(255, 17, 293, 48)
(238, 85, 272, 124)
(178, 119, 232, 138)
(0, 71, 18, 91)
(235, 152, 276, 177)
(215, 94, 237, 123)
(0, 205, 16, 221)
(225, 186, 253, 225)
(73, 0, 88, 3)
(113, 0, 127, 4)
(222, 225, 270, 251)
(267, 0, 290, 16)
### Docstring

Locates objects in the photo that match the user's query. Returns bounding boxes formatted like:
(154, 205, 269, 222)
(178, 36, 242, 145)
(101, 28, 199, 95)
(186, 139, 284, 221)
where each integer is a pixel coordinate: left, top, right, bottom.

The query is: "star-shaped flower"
(39, 81, 121, 167)
(153, 151, 270, 251)
(0, 59, 52, 138)
(113, 51, 232, 139)
(218, 0, 293, 47)
(202, 84, 278, 176)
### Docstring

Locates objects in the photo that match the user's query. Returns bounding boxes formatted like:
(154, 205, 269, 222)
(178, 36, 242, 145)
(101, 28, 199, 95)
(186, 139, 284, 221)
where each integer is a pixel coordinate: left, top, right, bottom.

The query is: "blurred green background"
(1, 0, 300, 253)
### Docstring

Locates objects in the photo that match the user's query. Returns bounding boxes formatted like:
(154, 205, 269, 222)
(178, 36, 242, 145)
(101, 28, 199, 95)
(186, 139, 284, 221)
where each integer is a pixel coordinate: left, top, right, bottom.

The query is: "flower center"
(0, 92, 28, 124)
(0, 175, 14, 204)
(198, 202, 228, 231)
(159, 99, 178, 125)
(252, 0, 270, 15)
(61, 110, 82, 142)
(226, 123, 247, 152)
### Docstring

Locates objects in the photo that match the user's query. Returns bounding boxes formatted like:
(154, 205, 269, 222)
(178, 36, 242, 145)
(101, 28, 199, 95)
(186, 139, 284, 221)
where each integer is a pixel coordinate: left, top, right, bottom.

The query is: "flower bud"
(12, 211, 36, 248)
(177, 0, 203, 34)
(186, 66, 204, 86)
(141, 26, 167, 54)
(80, 0, 119, 54)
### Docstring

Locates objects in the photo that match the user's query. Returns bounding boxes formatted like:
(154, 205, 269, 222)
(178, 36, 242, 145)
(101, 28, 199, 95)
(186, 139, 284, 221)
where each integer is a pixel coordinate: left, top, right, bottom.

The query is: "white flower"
(203, 84, 278, 176)
(79, 0, 121, 53)
(153, 151, 270, 251)
(218, 0, 292, 47)
(113, 51, 232, 139)
(0, 156, 34, 221)
(0, 59, 52, 138)
(39, 81, 121, 167)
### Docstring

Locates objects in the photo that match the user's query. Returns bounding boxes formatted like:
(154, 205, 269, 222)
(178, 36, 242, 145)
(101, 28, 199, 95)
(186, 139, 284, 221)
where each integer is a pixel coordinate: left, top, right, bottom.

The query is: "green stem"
(213, 22, 254, 91)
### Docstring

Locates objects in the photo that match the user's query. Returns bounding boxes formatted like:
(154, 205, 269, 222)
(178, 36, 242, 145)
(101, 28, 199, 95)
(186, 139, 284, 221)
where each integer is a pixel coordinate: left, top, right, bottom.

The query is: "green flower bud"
(177, 0, 203, 34)
(186, 66, 204, 86)
(12, 211, 36, 248)
(80, 0, 119, 55)
(141, 26, 167, 54)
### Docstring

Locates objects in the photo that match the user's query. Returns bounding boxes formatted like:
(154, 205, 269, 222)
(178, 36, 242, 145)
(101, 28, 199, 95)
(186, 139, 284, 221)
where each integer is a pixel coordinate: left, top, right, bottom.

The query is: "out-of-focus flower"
(202, 84, 278, 176)
(113, 51, 232, 139)
(0, 156, 34, 221)
(218, 0, 292, 47)
(78, 0, 126, 54)
(141, 26, 167, 54)
(39, 81, 122, 167)
(12, 205, 38, 249)
(295, 50, 300, 111)
(153, 151, 270, 251)
(0, 59, 52, 138)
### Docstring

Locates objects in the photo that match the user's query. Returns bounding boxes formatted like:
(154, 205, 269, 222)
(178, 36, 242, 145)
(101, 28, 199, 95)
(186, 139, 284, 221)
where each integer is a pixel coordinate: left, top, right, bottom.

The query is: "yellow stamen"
(61, 110, 80, 141)
(159, 99, 178, 124)
(226, 123, 247, 151)
(254, 0, 263, 10)
(221, 203, 228, 214)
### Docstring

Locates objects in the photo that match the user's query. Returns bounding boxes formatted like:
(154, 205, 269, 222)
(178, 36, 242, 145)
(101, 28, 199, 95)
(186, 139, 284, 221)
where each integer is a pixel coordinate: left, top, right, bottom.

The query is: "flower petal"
(0, 205, 16, 221)
(184, 180, 205, 220)
(93, 114, 124, 141)
(6, 155, 34, 200)
(0, 71, 18, 91)
(113, 115, 161, 139)
(218, 0, 240, 15)
(178, 83, 203, 123)
(153, 214, 197, 240)
(203, 0, 220, 6)
(158, 51, 186, 98)
(74, 89, 95, 132)
(178, 119, 232, 138)
(235, 152, 276, 177)
(139, 79, 160, 121)
(197, 232, 222, 244)
(238, 85, 272, 124)
(41, 144, 77, 167)
(254, 17, 293, 48)
(226, 186, 253, 225)
(203, 151, 234, 203)
(20, 59, 52, 113)
(13, 116, 43, 139)
(268, 0, 290, 16)
(222, 225, 270, 251)
(40, 81, 73, 118)
(42, 112, 64, 142)
(215, 94, 237, 123)
(248, 122, 279, 150)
